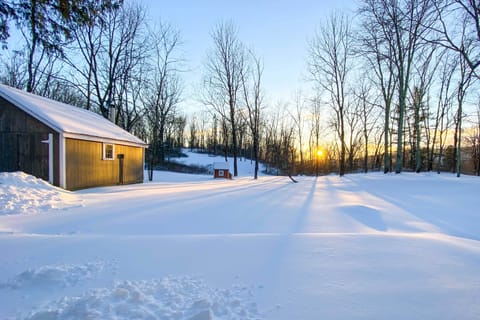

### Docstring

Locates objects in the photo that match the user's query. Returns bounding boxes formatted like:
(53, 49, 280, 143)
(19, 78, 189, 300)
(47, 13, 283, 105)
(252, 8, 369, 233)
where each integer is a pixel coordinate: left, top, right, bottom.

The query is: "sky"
(140, 0, 358, 112)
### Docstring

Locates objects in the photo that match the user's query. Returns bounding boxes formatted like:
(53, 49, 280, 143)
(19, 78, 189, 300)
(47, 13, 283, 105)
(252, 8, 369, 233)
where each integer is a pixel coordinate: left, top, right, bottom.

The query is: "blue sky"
(141, 0, 357, 111)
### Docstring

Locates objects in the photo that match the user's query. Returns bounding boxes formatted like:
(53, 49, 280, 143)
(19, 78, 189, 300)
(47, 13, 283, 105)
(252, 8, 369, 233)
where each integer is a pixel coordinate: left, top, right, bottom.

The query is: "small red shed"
(213, 162, 231, 179)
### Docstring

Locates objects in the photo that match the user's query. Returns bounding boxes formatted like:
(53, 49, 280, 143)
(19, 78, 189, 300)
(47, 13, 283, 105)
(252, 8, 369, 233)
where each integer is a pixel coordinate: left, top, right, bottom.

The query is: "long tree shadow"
(340, 205, 387, 232)
(342, 175, 480, 241)
(291, 177, 318, 233)
(256, 177, 319, 295)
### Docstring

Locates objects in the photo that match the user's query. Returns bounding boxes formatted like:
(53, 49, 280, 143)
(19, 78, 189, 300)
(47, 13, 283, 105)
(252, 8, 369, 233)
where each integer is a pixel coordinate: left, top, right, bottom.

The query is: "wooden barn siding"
(0, 97, 59, 184)
(65, 138, 144, 190)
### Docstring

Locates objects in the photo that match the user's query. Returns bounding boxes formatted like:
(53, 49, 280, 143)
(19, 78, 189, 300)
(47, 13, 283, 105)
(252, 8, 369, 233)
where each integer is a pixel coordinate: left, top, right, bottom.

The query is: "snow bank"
(22, 276, 260, 320)
(0, 172, 82, 215)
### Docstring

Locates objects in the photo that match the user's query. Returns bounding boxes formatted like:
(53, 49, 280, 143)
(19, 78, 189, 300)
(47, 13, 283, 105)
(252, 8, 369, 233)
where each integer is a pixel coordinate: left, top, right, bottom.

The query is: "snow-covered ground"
(1, 151, 479, 319)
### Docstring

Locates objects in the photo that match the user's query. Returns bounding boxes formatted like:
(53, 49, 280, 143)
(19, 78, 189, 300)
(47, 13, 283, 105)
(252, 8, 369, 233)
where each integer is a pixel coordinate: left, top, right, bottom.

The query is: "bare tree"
(236, 110, 248, 160)
(241, 51, 264, 179)
(263, 102, 290, 175)
(308, 94, 323, 174)
(344, 99, 362, 172)
(283, 127, 296, 178)
(291, 90, 306, 175)
(63, 1, 121, 111)
(64, 2, 144, 120)
(308, 12, 354, 176)
(358, 0, 397, 173)
(188, 115, 198, 152)
(453, 52, 473, 177)
(114, 22, 149, 132)
(42, 79, 87, 106)
(0, 50, 27, 88)
(466, 101, 480, 175)
(211, 114, 219, 155)
(308, 92, 325, 176)
(429, 51, 455, 172)
(359, 0, 435, 173)
(147, 24, 182, 140)
(405, 45, 436, 173)
(143, 23, 183, 180)
(354, 80, 380, 173)
(430, 0, 480, 79)
(409, 87, 425, 172)
(173, 115, 187, 149)
(220, 116, 230, 161)
(428, 1, 477, 176)
(203, 21, 246, 177)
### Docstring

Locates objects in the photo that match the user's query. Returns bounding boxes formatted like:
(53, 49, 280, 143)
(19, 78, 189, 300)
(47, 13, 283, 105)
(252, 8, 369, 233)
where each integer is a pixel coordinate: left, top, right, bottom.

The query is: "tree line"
(1, 0, 480, 178)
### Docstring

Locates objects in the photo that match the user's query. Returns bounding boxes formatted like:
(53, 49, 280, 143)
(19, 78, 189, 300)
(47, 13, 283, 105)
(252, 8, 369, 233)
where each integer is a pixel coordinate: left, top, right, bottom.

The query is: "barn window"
(218, 170, 224, 177)
(103, 143, 115, 160)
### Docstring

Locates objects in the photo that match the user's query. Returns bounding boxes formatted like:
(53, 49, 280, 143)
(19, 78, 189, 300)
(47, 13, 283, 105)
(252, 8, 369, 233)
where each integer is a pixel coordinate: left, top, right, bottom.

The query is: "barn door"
(118, 154, 124, 184)
(13, 133, 49, 180)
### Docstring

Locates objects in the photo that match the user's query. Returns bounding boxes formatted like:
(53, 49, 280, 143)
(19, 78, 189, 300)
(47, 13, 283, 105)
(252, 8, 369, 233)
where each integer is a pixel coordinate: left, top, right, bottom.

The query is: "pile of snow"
(0, 261, 111, 289)
(0, 172, 82, 215)
(22, 276, 259, 320)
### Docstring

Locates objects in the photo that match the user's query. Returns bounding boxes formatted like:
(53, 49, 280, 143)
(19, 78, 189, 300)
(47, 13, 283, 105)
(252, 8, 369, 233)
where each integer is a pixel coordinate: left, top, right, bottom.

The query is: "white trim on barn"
(40, 133, 54, 184)
(59, 132, 66, 189)
(102, 143, 115, 160)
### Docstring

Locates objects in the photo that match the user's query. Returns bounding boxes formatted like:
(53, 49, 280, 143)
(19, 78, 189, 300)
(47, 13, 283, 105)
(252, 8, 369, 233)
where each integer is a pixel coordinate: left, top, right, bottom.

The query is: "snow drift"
(0, 172, 82, 215)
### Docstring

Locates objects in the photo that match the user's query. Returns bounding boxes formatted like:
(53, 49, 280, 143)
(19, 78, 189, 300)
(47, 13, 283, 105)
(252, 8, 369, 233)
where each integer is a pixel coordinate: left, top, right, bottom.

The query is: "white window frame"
(218, 169, 224, 177)
(103, 143, 115, 160)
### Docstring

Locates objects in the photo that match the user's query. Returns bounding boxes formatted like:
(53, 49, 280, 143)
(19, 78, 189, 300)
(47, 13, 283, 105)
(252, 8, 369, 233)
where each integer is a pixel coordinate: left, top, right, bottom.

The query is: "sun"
(317, 149, 324, 157)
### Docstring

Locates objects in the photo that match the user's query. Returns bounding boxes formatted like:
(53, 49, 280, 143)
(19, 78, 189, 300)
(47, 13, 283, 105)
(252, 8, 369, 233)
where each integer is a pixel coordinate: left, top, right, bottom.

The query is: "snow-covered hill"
(0, 152, 479, 319)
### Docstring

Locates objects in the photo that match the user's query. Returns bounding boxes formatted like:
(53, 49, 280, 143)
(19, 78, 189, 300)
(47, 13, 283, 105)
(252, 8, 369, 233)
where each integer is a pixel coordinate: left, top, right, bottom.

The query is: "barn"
(0, 84, 147, 190)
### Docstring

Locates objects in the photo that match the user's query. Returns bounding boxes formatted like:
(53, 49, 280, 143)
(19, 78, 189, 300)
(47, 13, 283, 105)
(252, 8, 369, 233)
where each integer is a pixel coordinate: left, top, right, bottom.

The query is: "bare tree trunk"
(455, 56, 471, 177)
(241, 51, 264, 179)
(221, 117, 229, 162)
(429, 53, 455, 171)
(292, 91, 305, 175)
(455, 113, 462, 177)
(412, 87, 424, 173)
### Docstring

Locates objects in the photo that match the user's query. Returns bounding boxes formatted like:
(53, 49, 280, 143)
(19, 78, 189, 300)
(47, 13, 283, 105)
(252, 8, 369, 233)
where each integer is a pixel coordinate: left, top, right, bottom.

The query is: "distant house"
(213, 162, 231, 179)
(0, 84, 148, 190)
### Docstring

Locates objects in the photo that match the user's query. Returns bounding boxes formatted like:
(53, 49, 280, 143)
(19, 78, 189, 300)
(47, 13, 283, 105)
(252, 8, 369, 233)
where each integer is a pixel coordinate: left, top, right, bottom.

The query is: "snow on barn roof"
(213, 162, 230, 170)
(0, 84, 147, 147)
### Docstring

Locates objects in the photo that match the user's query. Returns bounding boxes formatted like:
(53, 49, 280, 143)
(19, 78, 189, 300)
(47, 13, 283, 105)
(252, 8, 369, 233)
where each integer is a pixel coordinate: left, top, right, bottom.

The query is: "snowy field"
(1, 150, 480, 319)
